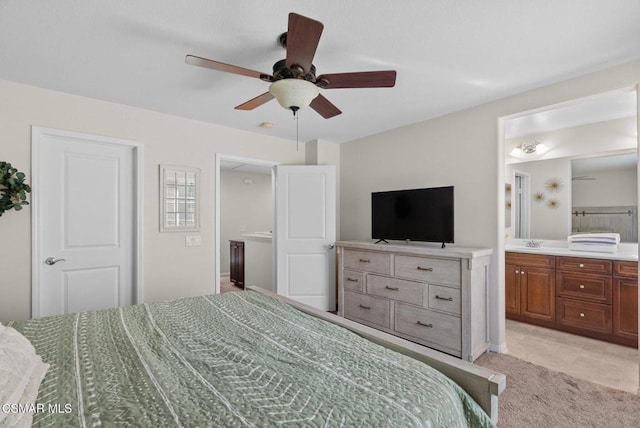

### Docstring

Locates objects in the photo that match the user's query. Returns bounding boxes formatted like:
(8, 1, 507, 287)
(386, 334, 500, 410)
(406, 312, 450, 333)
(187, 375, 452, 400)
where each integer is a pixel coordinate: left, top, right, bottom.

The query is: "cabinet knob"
(580, 313, 585, 318)
(515, 270, 520, 274)
(579, 284, 585, 289)
(521, 271, 525, 275)
(579, 263, 584, 268)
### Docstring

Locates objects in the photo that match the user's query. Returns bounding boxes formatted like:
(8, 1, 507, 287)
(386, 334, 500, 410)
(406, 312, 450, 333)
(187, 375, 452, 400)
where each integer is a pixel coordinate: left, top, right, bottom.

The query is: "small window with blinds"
(160, 165, 200, 232)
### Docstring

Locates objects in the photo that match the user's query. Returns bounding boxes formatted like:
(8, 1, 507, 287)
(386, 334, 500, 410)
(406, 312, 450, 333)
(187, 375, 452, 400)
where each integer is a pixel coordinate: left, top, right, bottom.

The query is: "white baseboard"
(489, 342, 508, 354)
(220, 272, 230, 277)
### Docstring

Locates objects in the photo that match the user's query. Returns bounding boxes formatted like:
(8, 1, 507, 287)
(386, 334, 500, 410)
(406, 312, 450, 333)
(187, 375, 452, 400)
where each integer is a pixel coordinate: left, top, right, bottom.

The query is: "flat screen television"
(371, 186, 454, 246)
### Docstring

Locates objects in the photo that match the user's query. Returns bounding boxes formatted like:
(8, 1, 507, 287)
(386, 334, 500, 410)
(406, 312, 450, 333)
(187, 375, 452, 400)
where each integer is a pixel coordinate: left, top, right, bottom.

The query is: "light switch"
(186, 235, 201, 246)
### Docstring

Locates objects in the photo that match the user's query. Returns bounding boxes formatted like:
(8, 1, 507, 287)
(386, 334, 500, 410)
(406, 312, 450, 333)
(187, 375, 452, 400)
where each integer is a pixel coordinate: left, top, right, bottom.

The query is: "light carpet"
(475, 352, 640, 428)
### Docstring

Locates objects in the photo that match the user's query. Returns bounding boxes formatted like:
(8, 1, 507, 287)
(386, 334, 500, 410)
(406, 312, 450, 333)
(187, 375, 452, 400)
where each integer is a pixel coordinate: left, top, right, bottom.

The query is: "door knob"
(327, 243, 335, 249)
(45, 257, 66, 265)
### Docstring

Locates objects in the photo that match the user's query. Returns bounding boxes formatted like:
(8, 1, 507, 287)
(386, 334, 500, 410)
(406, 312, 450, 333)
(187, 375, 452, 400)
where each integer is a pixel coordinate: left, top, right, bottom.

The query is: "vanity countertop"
(505, 239, 638, 262)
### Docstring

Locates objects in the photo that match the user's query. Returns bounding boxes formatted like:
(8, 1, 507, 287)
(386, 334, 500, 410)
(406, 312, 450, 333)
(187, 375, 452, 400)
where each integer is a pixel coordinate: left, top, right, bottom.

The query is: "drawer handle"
(579, 284, 585, 289)
(416, 320, 434, 328)
(417, 266, 433, 271)
(435, 295, 453, 301)
(580, 312, 585, 318)
(358, 304, 371, 310)
(346, 277, 359, 282)
(385, 286, 399, 291)
(359, 258, 371, 263)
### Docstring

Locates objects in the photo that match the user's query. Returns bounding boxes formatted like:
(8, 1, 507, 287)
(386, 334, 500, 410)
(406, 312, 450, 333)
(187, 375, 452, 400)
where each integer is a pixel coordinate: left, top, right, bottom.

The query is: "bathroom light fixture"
(510, 141, 547, 157)
(268, 79, 320, 115)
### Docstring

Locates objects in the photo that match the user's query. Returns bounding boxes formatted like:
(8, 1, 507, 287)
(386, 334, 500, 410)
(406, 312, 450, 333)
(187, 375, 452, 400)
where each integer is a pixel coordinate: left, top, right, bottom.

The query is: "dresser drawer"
(342, 270, 364, 292)
(557, 298, 612, 334)
(614, 261, 638, 278)
(343, 291, 390, 328)
(427, 284, 461, 315)
(395, 255, 461, 287)
(556, 256, 612, 275)
(367, 275, 423, 305)
(394, 303, 461, 352)
(343, 250, 391, 275)
(556, 272, 612, 304)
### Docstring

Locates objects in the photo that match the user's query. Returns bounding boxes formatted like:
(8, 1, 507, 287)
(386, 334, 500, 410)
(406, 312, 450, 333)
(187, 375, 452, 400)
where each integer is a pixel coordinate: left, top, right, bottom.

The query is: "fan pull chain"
(295, 111, 299, 151)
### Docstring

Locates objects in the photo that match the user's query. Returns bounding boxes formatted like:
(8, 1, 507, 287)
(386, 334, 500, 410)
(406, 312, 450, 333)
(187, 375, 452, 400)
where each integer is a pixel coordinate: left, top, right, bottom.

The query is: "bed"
(3, 287, 504, 427)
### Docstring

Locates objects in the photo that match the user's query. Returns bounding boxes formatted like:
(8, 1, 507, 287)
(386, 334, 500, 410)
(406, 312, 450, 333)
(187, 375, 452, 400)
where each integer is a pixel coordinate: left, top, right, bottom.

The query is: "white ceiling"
(2, 1, 640, 143)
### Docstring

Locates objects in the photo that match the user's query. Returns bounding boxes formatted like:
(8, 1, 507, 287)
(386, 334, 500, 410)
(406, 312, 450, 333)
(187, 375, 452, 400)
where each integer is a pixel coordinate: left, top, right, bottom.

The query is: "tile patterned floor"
(506, 320, 639, 393)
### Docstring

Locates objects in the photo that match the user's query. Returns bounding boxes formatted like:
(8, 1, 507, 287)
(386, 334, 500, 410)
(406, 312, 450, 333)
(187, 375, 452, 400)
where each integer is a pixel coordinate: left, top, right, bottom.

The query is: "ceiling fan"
(185, 12, 397, 119)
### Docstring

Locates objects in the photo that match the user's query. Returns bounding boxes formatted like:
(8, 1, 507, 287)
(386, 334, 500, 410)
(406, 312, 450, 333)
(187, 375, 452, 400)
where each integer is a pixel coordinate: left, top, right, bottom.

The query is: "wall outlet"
(185, 235, 201, 247)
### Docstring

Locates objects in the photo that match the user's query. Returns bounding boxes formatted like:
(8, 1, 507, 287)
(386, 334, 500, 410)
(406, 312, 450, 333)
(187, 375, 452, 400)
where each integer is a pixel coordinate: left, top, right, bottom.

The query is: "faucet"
(525, 239, 542, 248)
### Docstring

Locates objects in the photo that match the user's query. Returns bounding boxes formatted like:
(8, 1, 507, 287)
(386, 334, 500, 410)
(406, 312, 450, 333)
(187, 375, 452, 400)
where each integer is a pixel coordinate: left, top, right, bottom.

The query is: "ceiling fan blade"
(310, 94, 341, 119)
(185, 55, 269, 80)
(234, 92, 275, 110)
(316, 70, 397, 89)
(285, 13, 324, 73)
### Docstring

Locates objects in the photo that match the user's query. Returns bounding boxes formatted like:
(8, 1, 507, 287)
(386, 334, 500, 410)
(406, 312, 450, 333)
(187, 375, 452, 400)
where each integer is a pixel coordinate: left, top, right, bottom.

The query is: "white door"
(275, 165, 336, 311)
(32, 127, 140, 317)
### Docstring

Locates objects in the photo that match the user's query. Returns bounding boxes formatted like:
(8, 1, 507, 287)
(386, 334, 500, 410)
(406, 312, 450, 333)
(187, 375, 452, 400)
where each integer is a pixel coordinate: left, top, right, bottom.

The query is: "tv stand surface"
(336, 240, 492, 362)
(374, 239, 389, 244)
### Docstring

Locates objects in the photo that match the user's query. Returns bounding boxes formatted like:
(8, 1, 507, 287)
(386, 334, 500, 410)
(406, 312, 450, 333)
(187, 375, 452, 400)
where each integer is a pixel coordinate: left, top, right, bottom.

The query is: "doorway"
(499, 88, 639, 393)
(215, 154, 278, 295)
(513, 172, 530, 239)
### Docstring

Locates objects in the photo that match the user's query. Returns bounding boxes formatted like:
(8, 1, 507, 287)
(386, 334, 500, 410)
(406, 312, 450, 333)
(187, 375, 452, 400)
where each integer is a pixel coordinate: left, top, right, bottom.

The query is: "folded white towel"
(568, 243, 618, 253)
(568, 233, 620, 245)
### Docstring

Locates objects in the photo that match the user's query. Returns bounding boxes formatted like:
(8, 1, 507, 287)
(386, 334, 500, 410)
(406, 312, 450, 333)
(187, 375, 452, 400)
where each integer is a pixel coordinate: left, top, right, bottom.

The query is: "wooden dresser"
(337, 241, 492, 362)
(506, 251, 638, 347)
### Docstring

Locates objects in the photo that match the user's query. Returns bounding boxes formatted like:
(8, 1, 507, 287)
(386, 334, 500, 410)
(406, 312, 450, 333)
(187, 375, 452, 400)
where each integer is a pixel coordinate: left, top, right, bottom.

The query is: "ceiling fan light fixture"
(268, 79, 319, 113)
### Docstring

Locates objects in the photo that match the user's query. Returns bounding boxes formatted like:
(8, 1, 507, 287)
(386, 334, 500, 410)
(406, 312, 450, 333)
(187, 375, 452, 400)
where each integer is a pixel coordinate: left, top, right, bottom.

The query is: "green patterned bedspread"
(12, 291, 493, 427)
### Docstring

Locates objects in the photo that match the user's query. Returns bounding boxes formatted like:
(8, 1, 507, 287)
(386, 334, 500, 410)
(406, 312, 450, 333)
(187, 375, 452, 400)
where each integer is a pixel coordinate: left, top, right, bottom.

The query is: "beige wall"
(510, 158, 573, 240)
(340, 60, 640, 351)
(0, 79, 304, 322)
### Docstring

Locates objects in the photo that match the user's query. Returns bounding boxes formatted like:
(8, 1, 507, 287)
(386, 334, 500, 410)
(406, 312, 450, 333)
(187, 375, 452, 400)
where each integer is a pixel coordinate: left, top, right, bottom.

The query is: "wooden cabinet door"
(521, 267, 555, 322)
(229, 241, 245, 287)
(613, 277, 638, 344)
(505, 263, 521, 316)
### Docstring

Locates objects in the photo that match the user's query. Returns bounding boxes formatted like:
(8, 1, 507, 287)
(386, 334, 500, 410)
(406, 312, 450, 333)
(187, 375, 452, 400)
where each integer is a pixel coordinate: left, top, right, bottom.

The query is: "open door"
(275, 165, 336, 311)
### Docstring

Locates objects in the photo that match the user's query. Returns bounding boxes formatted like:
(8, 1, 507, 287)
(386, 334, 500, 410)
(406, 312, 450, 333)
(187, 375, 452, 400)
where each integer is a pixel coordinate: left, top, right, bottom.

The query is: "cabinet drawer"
(557, 298, 612, 334)
(556, 272, 612, 304)
(614, 261, 638, 278)
(427, 284, 461, 315)
(506, 252, 555, 269)
(556, 256, 612, 275)
(395, 303, 461, 352)
(343, 291, 390, 328)
(343, 250, 391, 275)
(367, 275, 423, 305)
(342, 270, 364, 292)
(395, 255, 460, 287)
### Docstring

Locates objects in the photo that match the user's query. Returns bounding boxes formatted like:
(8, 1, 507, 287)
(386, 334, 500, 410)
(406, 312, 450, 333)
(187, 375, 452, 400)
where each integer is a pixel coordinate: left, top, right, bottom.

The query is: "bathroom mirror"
(505, 90, 638, 242)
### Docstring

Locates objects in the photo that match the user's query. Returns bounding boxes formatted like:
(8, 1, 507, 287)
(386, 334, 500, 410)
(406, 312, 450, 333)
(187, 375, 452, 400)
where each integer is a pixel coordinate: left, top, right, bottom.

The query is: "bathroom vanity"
(505, 240, 638, 347)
